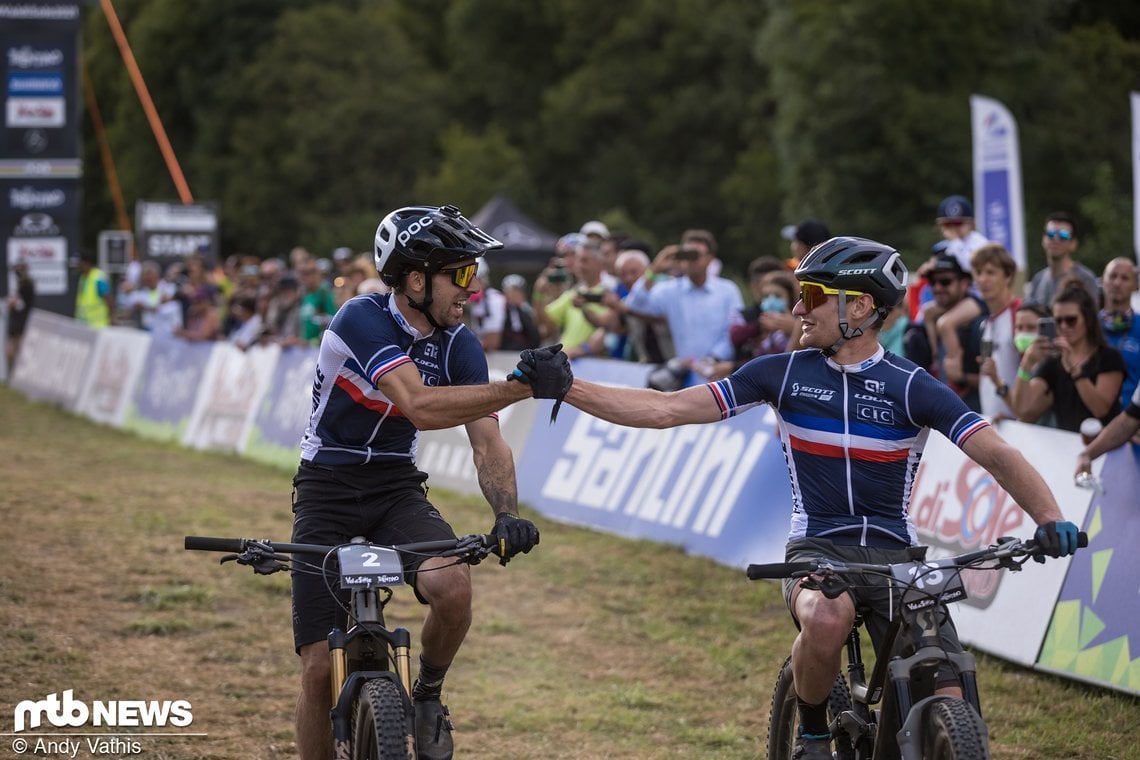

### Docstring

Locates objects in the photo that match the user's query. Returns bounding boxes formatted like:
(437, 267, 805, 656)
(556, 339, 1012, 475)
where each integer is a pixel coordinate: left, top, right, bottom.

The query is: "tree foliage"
(81, 0, 1140, 277)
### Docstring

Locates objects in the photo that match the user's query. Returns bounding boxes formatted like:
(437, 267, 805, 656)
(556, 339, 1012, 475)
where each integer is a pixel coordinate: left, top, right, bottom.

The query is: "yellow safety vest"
(76, 267, 111, 328)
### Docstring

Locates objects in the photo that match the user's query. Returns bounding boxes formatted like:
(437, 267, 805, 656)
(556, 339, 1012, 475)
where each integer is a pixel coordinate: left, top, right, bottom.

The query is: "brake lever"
(800, 574, 849, 600)
(220, 547, 289, 575)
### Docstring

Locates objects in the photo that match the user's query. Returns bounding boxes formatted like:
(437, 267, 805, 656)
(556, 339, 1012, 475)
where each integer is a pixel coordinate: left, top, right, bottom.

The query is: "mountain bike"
(185, 532, 499, 760)
(747, 533, 1086, 760)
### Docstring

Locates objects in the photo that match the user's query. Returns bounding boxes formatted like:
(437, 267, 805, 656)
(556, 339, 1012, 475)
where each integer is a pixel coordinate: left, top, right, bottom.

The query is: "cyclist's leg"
(296, 642, 332, 760)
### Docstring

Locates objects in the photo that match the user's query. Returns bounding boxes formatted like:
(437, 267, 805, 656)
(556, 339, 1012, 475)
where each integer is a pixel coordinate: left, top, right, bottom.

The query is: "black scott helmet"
(374, 204, 502, 287)
(795, 236, 908, 313)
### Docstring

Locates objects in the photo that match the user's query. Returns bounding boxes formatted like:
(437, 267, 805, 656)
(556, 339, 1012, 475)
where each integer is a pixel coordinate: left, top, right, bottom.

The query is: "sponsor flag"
(971, 95, 1026, 271)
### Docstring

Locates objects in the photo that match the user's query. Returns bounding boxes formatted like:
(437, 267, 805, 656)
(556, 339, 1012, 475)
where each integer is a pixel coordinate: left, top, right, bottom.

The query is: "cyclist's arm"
(1077, 405, 1140, 474)
(377, 362, 531, 431)
(466, 416, 519, 516)
(564, 377, 724, 428)
(960, 425, 1065, 524)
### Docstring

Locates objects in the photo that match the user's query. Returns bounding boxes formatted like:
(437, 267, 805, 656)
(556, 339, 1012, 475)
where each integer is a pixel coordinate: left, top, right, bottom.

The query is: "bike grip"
(1077, 531, 1088, 548)
(746, 561, 816, 580)
(184, 536, 244, 553)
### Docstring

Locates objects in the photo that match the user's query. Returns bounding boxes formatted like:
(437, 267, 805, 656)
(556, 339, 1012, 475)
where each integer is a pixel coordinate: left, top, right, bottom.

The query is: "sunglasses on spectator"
(799, 281, 868, 311)
(1044, 228, 1073, 241)
(929, 276, 958, 288)
(1054, 315, 1081, 327)
(439, 262, 478, 288)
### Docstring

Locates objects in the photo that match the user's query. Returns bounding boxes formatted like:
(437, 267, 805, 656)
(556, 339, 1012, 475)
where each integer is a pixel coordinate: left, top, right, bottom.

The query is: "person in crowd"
(877, 300, 910, 356)
(498, 274, 541, 351)
(73, 252, 113, 328)
(934, 195, 991, 272)
(525, 235, 1078, 760)
(623, 229, 744, 381)
(297, 258, 338, 346)
(175, 280, 222, 342)
(5, 259, 35, 372)
(782, 218, 831, 269)
(902, 252, 985, 411)
(1099, 257, 1140, 408)
(226, 294, 264, 351)
(990, 302, 1049, 424)
(730, 268, 798, 367)
(1014, 279, 1124, 432)
(1025, 212, 1099, 307)
(579, 219, 609, 244)
(536, 240, 610, 359)
(604, 248, 671, 362)
(119, 260, 165, 331)
(969, 244, 1022, 419)
(261, 273, 304, 347)
(1075, 381, 1140, 482)
(290, 204, 555, 760)
(466, 260, 507, 351)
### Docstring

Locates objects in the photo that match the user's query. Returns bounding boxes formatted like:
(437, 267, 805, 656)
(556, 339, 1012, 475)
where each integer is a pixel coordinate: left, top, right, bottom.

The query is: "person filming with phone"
(1014, 279, 1125, 432)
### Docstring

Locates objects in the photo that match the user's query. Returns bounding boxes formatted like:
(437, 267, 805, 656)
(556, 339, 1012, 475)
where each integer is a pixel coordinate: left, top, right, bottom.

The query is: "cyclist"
(530, 236, 1080, 759)
(291, 204, 569, 760)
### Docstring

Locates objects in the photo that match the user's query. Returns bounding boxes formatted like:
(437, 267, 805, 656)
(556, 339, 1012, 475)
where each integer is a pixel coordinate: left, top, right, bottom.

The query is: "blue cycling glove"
(1034, 521, 1079, 558)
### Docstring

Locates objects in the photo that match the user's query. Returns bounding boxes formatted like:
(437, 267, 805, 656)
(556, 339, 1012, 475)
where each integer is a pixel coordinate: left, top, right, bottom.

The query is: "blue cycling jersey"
(710, 346, 989, 548)
(299, 293, 490, 465)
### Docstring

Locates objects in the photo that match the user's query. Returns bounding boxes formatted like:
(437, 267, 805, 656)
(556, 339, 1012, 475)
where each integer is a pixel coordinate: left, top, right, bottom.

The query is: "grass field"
(1, 385, 1137, 759)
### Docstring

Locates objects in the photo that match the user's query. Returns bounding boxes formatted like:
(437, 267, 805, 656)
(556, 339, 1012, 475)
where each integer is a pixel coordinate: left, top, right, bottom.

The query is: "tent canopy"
(470, 195, 559, 276)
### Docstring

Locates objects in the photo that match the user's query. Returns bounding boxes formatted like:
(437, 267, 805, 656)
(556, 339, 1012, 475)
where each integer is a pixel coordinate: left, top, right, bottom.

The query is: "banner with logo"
(181, 342, 280, 453)
(243, 346, 318, 470)
(2, 176, 80, 315)
(909, 421, 1092, 665)
(8, 308, 92, 409)
(971, 94, 1026, 271)
(1039, 443, 1140, 694)
(122, 335, 215, 442)
(135, 200, 219, 270)
(74, 326, 153, 427)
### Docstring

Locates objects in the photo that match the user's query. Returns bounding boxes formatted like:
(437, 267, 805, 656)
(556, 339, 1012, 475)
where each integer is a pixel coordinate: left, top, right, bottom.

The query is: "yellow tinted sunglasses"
(799, 281, 868, 311)
(439, 262, 478, 288)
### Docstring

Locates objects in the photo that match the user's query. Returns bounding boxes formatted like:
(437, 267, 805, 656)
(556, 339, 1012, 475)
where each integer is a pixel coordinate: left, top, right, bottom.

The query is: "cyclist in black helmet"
(291, 204, 572, 760)
(537, 236, 1079, 760)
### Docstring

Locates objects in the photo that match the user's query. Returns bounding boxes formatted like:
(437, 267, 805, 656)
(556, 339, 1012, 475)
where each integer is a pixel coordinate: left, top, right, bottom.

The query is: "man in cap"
(782, 218, 831, 269)
(935, 195, 991, 273)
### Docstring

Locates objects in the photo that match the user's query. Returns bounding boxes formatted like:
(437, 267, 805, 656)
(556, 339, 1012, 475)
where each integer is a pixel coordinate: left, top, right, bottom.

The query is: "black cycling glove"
(491, 512, 540, 566)
(1034, 520, 1080, 559)
(507, 343, 573, 422)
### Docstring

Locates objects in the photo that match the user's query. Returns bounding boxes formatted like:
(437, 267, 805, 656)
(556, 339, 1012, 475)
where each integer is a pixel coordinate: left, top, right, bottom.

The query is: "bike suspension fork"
(329, 628, 348, 704)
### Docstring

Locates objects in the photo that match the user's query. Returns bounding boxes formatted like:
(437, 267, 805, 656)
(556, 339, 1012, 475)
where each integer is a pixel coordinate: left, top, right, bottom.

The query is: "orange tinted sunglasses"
(798, 281, 868, 311)
(439, 262, 478, 288)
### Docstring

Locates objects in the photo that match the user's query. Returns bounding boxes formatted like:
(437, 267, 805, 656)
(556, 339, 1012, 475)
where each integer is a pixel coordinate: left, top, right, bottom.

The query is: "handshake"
(507, 344, 574, 422)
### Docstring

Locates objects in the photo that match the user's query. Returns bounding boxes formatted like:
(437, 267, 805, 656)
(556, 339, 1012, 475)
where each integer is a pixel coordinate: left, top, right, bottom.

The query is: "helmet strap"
(404, 270, 447, 331)
(824, 290, 881, 356)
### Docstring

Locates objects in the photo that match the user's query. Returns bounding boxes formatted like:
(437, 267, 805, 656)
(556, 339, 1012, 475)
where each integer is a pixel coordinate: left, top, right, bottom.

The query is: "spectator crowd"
(11, 196, 1137, 441)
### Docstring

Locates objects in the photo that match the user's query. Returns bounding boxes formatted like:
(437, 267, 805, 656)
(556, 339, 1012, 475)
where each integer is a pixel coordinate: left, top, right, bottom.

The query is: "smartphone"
(980, 338, 993, 358)
(1037, 317, 1056, 340)
(582, 292, 605, 303)
(675, 248, 700, 261)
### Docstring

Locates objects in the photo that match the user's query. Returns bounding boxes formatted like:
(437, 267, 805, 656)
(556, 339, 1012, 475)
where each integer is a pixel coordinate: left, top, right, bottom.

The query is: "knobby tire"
(766, 655, 856, 760)
(351, 678, 414, 760)
(921, 698, 989, 760)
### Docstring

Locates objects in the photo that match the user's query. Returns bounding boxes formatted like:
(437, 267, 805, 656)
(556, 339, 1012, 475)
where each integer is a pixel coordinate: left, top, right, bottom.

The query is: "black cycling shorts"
(781, 537, 964, 686)
(289, 460, 456, 652)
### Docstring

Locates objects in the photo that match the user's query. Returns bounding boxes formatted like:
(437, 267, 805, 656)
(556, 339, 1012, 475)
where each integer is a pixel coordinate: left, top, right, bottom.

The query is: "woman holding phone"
(1014, 278, 1125, 431)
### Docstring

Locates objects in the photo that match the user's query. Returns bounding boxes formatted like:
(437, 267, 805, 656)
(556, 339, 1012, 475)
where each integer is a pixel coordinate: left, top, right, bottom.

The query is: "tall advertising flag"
(1132, 93, 1140, 264)
(971, 95, 1026, 271)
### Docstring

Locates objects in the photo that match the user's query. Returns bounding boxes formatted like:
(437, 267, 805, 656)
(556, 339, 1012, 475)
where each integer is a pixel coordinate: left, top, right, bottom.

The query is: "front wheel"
(921, 699, 989, 760)
(766, 655, 856, 760)
(351, 677, 414, 760)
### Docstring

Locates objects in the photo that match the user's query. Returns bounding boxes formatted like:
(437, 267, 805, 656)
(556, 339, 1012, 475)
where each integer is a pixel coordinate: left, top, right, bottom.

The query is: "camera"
(675, 248, 700, 261)
(1037, 317, 1056, 340)
(582, 292, 605, 303)
(547, 267, 570, 284)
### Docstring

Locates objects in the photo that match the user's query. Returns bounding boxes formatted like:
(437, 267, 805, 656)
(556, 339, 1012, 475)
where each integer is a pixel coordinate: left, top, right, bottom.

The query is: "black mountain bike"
(185, 532, 499, 760)
(748, 533, 1086, 760)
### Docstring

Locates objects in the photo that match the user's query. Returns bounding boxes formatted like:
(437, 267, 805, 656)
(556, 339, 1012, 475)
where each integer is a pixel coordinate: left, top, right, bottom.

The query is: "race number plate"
(891, 558, 968, 612)
(337, 544, 405, 589)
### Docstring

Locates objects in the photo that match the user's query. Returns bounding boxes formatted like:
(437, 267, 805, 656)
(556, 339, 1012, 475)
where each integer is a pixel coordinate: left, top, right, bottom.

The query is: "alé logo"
(13, 689, 193, 732)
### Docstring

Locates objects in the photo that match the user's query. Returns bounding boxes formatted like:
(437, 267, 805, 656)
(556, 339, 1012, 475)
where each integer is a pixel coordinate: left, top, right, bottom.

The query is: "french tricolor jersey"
(299, 292, 490, 465)
(709, 346, 989, 547)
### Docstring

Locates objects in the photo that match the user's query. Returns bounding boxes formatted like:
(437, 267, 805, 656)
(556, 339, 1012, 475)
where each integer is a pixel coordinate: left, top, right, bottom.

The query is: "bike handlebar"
(745, 532, 1088, 581)
(184, 533, 499, 559)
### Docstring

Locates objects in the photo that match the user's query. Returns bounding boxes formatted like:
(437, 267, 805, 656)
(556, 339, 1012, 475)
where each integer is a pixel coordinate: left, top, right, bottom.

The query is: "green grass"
(1, 385, 1137, 759)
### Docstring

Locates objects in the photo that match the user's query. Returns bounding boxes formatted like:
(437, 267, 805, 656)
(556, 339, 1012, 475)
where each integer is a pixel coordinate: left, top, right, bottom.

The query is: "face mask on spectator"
(1013, 332, 1036, 353)
(760, 295, 788, 313)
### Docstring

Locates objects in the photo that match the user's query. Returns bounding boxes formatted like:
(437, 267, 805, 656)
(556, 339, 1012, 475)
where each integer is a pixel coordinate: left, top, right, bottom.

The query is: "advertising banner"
(1039, 444, 1140, 695)
(182, 342, 279, 453)
(74, 326, 152, 427)
(122, 334, 214, 442)
(243, 346, 318, 470)
(971, 94, 1026, 271)
(135, 200, 219, 270)
(910, 421, 1092, 665)
(8, 307, 92, 408)
(2, 176, 80, 315)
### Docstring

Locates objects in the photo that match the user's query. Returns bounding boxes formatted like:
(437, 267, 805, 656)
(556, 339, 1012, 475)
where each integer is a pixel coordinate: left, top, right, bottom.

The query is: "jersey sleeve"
(906, 368, 989, 447)
(328, 295, 413, 386)
(443, 326, 491, 386)
(709, 353, 791, 419)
